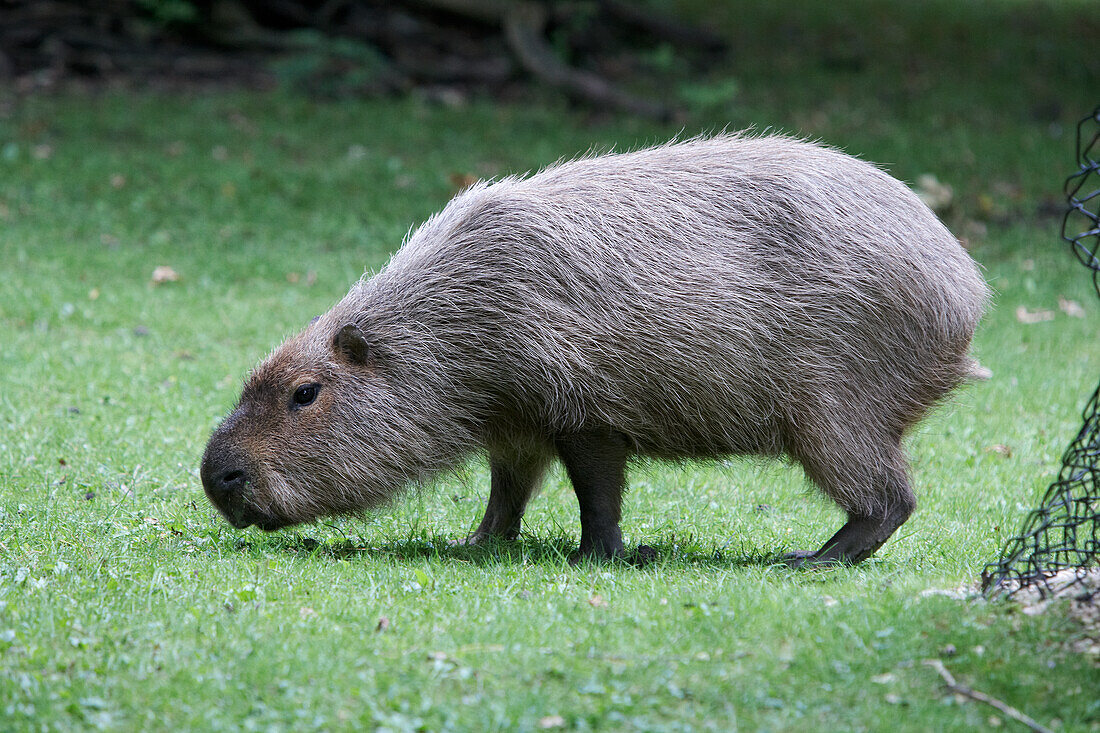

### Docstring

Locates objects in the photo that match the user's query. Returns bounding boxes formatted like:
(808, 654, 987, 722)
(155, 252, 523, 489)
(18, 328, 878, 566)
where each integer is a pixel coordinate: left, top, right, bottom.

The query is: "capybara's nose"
(200, 453, 257, 529)
(208, 468, 248, 498)
(200, 441, 251, 500)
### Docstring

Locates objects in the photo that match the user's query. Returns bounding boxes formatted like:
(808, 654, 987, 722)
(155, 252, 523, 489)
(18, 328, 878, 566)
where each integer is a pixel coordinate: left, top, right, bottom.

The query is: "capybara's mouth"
(207, 496, 285, 531)
(223, 505, 289, 532)
(213, 503, 253, 530)
(253, 515, 289, 532)
(225, 512, 254, 530)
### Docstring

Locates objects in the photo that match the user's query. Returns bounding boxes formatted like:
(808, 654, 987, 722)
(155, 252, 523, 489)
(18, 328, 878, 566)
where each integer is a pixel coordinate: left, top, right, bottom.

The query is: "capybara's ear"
(333, 323, 374, 366)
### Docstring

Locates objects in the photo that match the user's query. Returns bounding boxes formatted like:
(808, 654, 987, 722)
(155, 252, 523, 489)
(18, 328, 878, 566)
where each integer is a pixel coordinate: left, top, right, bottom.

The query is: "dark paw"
(629, 544, 658, 566)
(567, 549, 590, 566)
(450, 532, 518, 549)
(780, 550, 817, 569)
(781, 550, 844, 570)
(568, 544, 655, 567)
(568, 549, 615, 566)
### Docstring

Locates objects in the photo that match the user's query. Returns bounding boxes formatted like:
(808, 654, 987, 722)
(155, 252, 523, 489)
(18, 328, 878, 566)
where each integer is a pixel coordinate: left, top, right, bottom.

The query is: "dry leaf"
(375, 617, 390, 632)
(587, 594, 608, 608)
(110, 174, 126, 189)
(915, 173, 953, 213)
(985, 444, 1012, 458)
(88, 288, 100, 301)
(32, 144, 53, 160)
(152, 266, 180, 285)
(962, 220, 989, 244)
(1058, 297, 1085, 318)
(1015, 306, 1054, 324)
(450, 172, 478, 192)
(229, 111, 254, 132)
(977, 193, 996, 217)
(539, 715, 566, 729)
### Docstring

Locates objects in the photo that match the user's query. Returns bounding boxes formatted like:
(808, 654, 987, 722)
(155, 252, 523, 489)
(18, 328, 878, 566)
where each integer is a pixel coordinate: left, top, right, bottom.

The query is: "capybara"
(201, 134, 989, 566)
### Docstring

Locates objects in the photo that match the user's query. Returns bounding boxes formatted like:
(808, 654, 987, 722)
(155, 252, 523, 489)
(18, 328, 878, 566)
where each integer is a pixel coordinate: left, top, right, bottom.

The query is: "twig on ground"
(923, 659, 1053, 733)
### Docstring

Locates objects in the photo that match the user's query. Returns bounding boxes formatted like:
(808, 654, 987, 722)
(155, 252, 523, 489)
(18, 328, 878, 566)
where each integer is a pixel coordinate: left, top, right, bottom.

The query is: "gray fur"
(201, 133, 989, 563)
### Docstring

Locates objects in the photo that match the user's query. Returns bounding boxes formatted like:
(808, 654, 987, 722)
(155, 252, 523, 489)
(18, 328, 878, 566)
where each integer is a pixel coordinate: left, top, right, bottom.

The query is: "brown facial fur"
(202, 320, 476, 530)
(202, 334, 339, 528)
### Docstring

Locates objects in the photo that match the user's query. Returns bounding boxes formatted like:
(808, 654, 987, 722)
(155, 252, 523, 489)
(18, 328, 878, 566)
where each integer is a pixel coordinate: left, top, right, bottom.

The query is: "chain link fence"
(981, 107, 1100, 599)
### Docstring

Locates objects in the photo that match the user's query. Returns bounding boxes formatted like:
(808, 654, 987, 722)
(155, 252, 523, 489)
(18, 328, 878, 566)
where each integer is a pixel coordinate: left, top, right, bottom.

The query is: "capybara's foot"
(567, 548, 620, 566)
(448, 532, 516, 549)
(568, 542, 626, 566)
(781, 550, 814, 567)
(783, 494, 916, 568)
(781, 550, 844, 569)
(568, 543, 655, 567)
(630, 544, 658, 566)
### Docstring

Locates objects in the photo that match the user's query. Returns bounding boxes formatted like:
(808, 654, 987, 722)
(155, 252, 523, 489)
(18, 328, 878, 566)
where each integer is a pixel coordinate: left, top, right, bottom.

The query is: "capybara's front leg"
(555, 429, 630, 562)
(463, 448, 550, 545)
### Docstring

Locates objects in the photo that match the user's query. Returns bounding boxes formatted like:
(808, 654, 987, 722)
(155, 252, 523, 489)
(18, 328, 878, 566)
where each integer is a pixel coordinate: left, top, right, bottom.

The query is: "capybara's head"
(200, 314, 463, 531)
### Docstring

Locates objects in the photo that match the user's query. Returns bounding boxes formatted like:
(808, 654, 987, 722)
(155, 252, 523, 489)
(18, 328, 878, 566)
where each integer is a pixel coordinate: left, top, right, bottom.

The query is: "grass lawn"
(2, 1, 1099, 730)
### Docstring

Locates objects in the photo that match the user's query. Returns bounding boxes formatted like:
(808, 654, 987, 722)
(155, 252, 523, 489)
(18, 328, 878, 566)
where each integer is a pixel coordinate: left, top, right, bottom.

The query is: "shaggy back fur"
(204, 134, 989, 530)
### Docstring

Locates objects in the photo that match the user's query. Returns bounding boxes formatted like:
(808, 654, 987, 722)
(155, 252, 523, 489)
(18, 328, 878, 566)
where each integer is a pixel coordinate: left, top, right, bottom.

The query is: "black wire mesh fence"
(981, 107, 1100, 598)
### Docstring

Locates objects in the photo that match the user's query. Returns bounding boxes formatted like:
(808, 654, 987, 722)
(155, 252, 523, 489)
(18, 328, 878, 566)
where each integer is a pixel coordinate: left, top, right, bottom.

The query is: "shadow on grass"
(231, 530, 790, 571)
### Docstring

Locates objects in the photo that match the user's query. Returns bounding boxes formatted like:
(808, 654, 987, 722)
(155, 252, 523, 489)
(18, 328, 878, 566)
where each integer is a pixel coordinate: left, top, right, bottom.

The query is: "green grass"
(2, 1, 1099, 730)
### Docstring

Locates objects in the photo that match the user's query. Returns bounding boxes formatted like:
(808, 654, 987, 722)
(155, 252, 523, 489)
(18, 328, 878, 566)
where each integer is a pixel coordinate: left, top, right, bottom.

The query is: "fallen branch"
(502, 2, 669, 120)
(923, 659, 1053, 733)
(410, 0, 670, 118)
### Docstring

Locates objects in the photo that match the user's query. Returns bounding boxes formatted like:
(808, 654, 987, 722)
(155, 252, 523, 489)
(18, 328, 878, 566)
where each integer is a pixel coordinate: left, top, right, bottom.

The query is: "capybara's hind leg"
(787, 438, 916, 567)
(786, 498, 915, 567)
(555, 429, 630, 561)
(463, 447, 550, 544)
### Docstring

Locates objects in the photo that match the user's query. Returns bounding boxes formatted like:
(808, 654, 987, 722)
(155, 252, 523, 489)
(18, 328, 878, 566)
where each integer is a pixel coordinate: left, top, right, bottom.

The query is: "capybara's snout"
(200, 437, 260, 529)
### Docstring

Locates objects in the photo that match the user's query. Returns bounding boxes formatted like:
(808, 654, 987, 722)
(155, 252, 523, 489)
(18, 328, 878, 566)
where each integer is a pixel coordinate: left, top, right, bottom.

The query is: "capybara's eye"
(292, 383, 320, 408)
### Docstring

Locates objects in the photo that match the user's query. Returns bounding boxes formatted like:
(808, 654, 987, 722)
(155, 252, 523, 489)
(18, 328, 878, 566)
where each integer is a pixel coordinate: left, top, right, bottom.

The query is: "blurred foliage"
(134, 0, 198, 27)
(269, 30, 398, 98)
